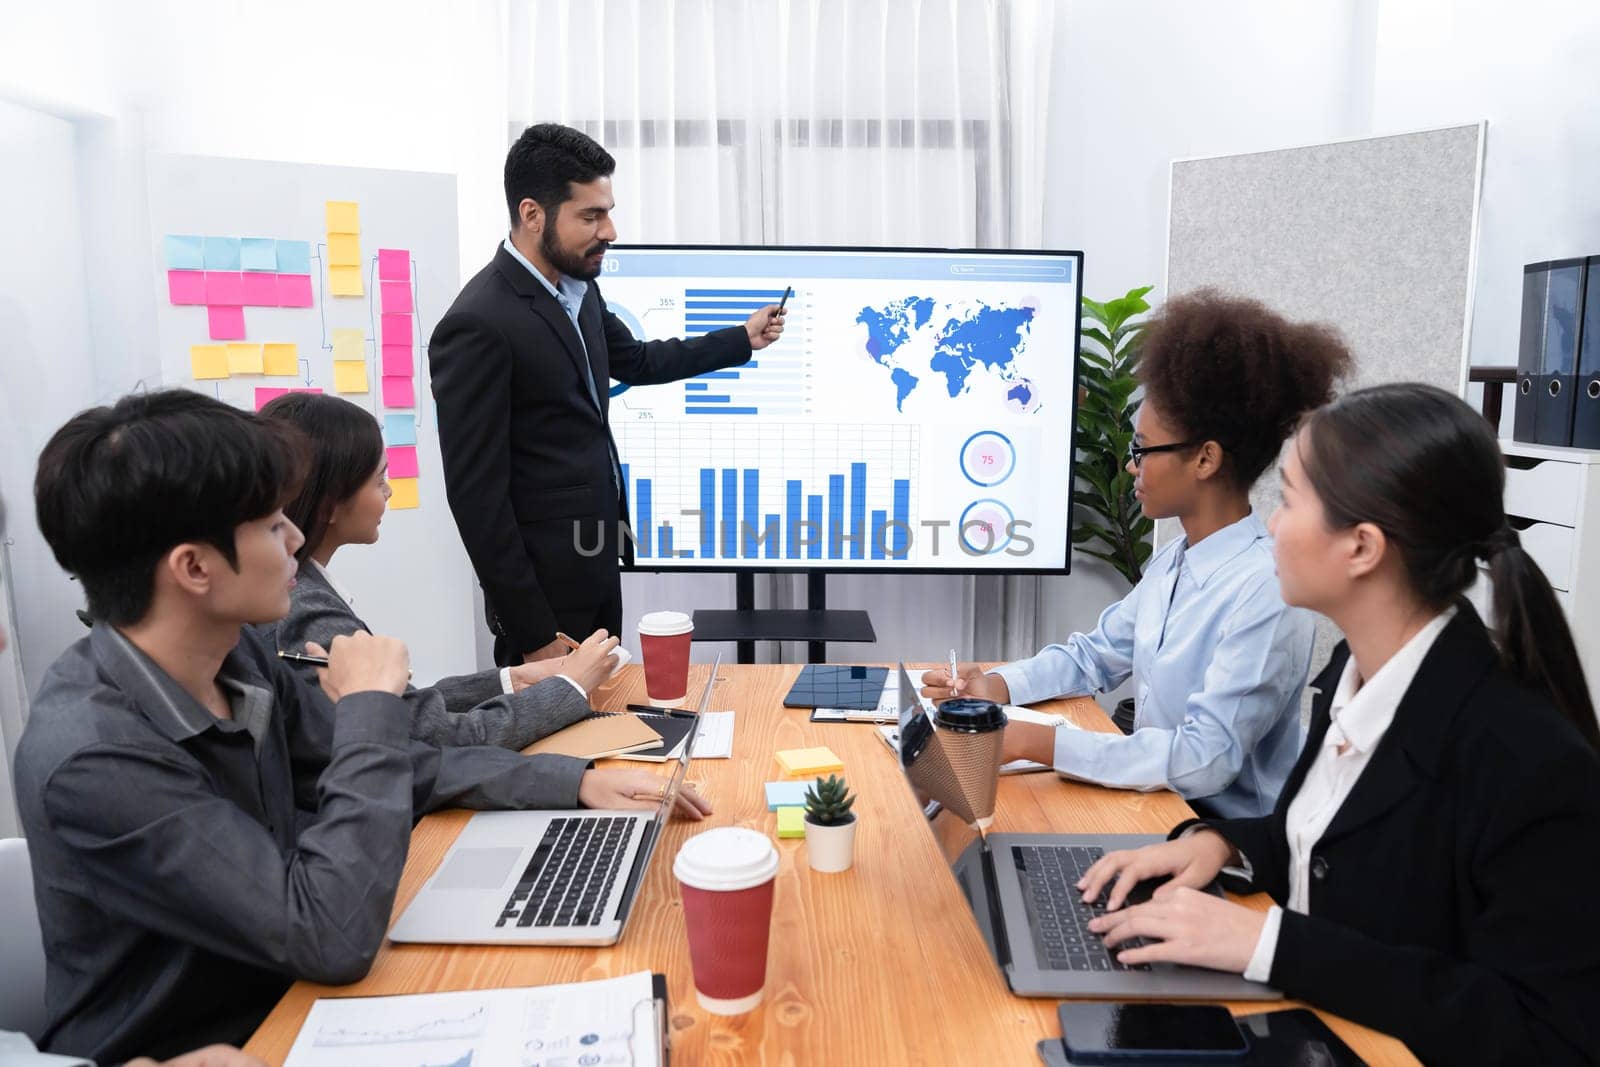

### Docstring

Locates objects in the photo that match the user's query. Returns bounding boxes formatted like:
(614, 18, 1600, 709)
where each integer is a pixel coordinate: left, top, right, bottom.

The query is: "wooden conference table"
(246, 664, 1416, 1064)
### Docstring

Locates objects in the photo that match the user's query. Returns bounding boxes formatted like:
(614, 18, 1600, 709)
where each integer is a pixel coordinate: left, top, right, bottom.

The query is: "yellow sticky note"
(190, 345, 229, 380)
(328, 265, 364, 297)
(226, 343, 264, 374)
(262, 343, 299, 377)
(325, 200, 360, 234)
(331, 328, 365, 362)
(388, 477, 420, 510)
(775, 746, 844, 777)
(333, 360, 369, 394)
(327, 233, 361, 268)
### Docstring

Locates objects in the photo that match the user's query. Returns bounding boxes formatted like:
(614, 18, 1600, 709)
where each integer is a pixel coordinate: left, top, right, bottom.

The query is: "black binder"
(1575, 254, 1600, 450)
(1516, 263, 1549, 443)
(1533, 258, 1587, 446)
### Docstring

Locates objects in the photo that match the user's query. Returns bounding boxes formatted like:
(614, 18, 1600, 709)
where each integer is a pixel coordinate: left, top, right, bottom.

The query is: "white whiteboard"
(145, 154, 474, 684)
(0, 541, 27, 837)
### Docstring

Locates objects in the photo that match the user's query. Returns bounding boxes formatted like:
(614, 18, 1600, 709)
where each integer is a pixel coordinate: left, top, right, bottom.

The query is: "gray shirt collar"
(92, 623, 274, 751)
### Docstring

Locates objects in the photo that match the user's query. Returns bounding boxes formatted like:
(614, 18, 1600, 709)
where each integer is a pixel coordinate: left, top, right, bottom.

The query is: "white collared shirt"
(1242, 606, 1456, 981)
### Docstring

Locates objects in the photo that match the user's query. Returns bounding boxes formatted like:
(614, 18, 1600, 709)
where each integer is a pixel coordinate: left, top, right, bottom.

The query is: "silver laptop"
(389, 654, 718, 946)
(892, 664, 1279, 1000)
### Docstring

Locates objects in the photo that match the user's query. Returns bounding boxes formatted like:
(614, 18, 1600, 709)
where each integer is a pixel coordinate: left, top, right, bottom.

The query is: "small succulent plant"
(803, 775, 856, 827)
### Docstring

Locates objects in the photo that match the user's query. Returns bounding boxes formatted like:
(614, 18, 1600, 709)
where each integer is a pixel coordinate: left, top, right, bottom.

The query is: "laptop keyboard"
(496, 816, 634, 929)
(1012, 845, 1154, 972)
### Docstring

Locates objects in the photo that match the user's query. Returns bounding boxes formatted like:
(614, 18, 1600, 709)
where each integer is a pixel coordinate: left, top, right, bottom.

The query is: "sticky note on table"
(387, 476, 420, 509)
(328, 265, 363, 297)
(381, 343, 411, 376)
(377, 248, 410, 281)
(327, 233, 361, 268)
(381, 375, 415, 408)
(240, 237, 277, 272)
(205, 271, 244, 306)
(275, 240, 312, 275)
(331, 328, 365, 361)
(381, 313, 412, 348)
(383, 414, 417, 447)
(333, 360, 369, 394)
(380, 280, 413, 314)
(263, 343, 299, 376)
(325, 201, 360, 234)
(277, 274, 313, 307)
(386, 445, 419, 478)
(208, 305, 245, 340)
(774, 747, 843, 777)
(775, 807, 806, 838)
(203, 236, 241, 270)
(765, 779, 820, 810)
(164, 234, 204, 270)
(167, 270, 206, 305)
(227, 343, 264, 374)
(241, 272, 278, 306)
(190, 345, 229, 380)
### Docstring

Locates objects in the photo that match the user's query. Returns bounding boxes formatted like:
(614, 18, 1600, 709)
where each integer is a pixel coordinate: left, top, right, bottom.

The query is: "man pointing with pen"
(431, 123, 787, 668)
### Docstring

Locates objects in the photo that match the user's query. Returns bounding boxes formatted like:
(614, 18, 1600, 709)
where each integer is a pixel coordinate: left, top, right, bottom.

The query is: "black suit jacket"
(1185, 605, 1600, 1064)
(429, 245, 751, 655)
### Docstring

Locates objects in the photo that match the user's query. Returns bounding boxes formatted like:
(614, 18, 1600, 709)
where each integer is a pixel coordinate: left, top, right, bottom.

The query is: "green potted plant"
(803, 774, 857, 873)
(1074, 286, 1156, 586)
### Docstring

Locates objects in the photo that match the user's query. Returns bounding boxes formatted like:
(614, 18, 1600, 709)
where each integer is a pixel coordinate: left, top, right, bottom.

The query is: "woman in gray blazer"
(258, 393, 618, 750)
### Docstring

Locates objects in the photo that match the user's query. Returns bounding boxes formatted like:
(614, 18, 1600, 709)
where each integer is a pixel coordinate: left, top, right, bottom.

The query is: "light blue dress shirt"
(991, 512, 1312, 819)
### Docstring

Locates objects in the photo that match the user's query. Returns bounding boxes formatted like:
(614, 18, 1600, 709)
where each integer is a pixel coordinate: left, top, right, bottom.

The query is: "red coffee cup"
(638, 610, 693, 706)
(673, 827, 780, 1015)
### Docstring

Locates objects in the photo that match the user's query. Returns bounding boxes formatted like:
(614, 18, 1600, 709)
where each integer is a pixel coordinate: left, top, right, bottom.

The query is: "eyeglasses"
(1128, 439, 1202, 467)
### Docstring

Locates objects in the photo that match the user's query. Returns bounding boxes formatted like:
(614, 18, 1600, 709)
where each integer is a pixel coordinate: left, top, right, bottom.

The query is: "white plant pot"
(804, 816, 857, 873)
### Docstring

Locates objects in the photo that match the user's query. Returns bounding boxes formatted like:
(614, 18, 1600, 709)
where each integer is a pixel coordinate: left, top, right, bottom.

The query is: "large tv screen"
(600, 245, 1083, 574)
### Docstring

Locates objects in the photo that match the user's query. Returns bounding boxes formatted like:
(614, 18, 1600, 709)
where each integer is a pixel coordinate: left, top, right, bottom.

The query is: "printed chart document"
(283, 970, 662, 1067)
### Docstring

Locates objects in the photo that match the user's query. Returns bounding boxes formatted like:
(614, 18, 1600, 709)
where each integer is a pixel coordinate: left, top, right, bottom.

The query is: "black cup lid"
(933, 698, 1006, 732)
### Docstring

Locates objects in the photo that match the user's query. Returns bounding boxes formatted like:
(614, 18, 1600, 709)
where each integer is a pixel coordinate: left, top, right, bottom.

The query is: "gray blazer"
(260, 560, 590, 749)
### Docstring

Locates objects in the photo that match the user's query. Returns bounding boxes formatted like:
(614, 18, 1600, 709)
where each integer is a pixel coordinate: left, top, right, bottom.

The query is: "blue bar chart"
(618, 421, 919, 563)
(679, 288, 809, 417)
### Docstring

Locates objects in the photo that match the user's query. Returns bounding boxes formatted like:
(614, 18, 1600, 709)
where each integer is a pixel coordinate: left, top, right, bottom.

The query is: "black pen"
(627, 703, 698, 719)
(777, 286, 792, 314)
(277, 650, 412, 678)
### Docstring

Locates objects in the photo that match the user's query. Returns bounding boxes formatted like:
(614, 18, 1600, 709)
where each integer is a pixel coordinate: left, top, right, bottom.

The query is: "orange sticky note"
(387, 477, 420, 510)
(328, 265, 363, 297)
(190, 345, 229, 380)
(262, 343, 299, 377)
(333, 360, 369, 394)
(325, 200, 360, 234)
(226, 343, 264, 374)
(775, 746, 844, 777)
(327, 233, 361, 268)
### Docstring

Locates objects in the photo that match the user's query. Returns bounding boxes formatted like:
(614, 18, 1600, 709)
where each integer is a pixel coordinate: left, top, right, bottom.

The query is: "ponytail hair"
(1299, 383, 1599, 753)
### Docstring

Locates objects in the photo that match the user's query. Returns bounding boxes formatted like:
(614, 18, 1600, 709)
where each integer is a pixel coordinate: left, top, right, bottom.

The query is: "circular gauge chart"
(959, 498, 1015, 555)
(960, 430, 1017, 487)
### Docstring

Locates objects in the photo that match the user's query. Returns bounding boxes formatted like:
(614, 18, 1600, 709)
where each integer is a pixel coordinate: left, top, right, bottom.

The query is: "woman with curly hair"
(924, 290, 1352, 818)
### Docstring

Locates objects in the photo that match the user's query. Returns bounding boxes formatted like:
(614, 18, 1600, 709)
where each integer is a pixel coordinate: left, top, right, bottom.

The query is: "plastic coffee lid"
(638, 610, 694, 637)
(674, 826, 780, 892)
(934, 698, 1006, 733)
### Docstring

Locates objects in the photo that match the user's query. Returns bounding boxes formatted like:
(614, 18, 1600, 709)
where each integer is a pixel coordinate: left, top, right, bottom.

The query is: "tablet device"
(1058, 1003, 1248, 1061)
(781, 664, 889, 710)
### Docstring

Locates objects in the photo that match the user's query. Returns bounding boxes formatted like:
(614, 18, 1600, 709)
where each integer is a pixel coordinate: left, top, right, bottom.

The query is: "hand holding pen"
(287, 634, 411, 701)
(745, 285, 790, 350)
(918, 652, 1012, 705)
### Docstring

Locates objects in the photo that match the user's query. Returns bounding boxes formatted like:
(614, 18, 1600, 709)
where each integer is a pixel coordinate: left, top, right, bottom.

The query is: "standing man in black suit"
(431, 124, 786, 666)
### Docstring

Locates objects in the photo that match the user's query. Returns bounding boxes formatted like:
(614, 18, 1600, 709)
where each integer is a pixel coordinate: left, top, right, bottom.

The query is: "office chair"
(0, 837, 49, 1039)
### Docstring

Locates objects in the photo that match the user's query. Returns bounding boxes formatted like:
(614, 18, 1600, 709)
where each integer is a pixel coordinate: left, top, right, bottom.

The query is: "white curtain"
(507, 0, 1062, 663)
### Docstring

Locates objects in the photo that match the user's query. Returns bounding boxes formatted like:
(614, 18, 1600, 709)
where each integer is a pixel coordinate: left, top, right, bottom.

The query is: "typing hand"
(746, 304, 786, 350)
(1077, 832, 1235, 912)
(1088, 887, 1265, 974)
(312, 633, 410, 700)
(577, 768, 712, 820)
(126, 1045, 268, 1067)
(920, 664, 1010, 704)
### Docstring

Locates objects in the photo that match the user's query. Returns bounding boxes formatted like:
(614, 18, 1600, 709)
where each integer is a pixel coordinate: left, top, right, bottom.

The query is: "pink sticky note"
(377, 248, 410, 281)
(168, 270, 207, 305)
(386, 445, 419, 479)
(381, 313, 412, 348)
(381, 375, 415, 408)
(292, 387, 324, 395)
(380, 280, 413, 314)
(277, 274, 314, 307)
(381, 343, 412, 376)
(205, 271, 245, 306)
(241, 272, 278, 307)
(254, 387, 290, 411)
(208, 305, 246, 340)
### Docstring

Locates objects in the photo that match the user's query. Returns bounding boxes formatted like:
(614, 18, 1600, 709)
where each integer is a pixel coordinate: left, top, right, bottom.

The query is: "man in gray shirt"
(13, 391, 707, 1065)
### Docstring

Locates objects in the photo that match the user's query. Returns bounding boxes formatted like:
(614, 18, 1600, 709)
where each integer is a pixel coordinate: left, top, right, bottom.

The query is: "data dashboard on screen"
(600, 245, 1083, 573)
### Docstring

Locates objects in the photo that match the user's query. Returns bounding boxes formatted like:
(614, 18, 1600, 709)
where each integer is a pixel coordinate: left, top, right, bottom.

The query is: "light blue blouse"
(992, 512, 1312, 819)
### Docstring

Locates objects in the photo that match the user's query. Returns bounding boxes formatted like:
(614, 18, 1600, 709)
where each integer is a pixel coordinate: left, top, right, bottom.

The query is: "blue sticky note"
(164, 234, 204, 270)
(275, 240, 312, 275)
(202, 236, 241, 270)
(383, 414, 418, 447)
(765, 779, 819, 811)
(240, 237, 277, 272)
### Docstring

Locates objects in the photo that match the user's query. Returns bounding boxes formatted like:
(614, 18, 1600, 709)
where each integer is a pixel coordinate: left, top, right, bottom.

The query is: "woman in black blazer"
(1080, 384, 1600, 1065)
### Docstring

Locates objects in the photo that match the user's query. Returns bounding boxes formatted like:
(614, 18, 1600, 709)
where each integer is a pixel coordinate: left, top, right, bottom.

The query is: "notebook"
(610, 707, 700, 762)
(524, 713, 662, 760)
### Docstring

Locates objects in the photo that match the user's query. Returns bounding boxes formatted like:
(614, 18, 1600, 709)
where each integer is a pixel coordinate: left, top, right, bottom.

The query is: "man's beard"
(541, 226, 607, 281)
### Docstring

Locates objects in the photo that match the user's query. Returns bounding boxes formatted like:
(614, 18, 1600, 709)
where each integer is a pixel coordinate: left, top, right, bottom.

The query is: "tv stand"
(691, 572, 876, 664)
